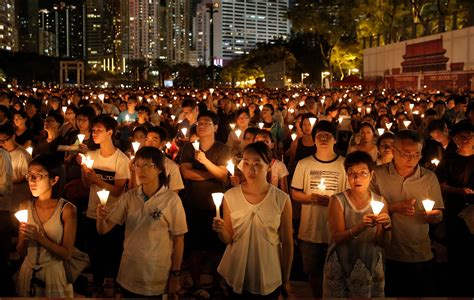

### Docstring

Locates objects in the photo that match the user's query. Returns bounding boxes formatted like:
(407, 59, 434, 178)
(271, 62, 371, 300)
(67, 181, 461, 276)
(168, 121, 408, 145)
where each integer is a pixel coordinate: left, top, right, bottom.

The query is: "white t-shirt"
(108, 186, 188, 296)
(0, 148, 12, 211)
(86, 149, 131, 219)
(218, 185, 289, 295)
(291, 154, 347, 244)
(9, 146, 32, 209)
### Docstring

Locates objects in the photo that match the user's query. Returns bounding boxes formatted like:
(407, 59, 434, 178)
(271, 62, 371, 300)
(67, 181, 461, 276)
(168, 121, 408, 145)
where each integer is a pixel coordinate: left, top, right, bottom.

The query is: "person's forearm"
(281, 239, 293, 282)
(291, 190, 312, 204)
(181, 168, 212, 181)
(96, 219, 115, 235)
(16, 237, 28, 257)
(171, 235, 184, 271)
(36, 234, 73, 261)
(202, 160, 228, 182)
(218, 229, 233, 245)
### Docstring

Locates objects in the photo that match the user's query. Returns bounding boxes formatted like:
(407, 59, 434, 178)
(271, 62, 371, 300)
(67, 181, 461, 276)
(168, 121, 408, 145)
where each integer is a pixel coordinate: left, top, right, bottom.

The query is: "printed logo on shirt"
(309, 170, 340, 193)
(93, 169, 116, 185)
(150, 209, 163, 221)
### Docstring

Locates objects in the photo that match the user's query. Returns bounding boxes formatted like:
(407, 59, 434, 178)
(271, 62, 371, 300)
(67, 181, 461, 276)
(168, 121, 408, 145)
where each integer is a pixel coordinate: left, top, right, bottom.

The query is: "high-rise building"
(0, 0, 17, 51)
(126, 0, 166, 63)
(166, 0, 190, 64)
(38, 3, 85, 59)
(195, 0, 290, 66)
(17, 0, 39, 53)
(85, 0, 104, 68)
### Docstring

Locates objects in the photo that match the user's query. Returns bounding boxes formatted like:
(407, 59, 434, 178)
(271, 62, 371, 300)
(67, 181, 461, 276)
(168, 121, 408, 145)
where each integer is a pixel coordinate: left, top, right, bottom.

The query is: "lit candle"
(132, 142, 140, 153)
(171, 115, 176, 121)
(97, 189, 110, 205)
(181, 127, 188, 137)
(289, 108, 295, 114)
(212, 192, 223, 218)
(226, 160, 235, 176)
(26, 147, 33, 156)
(125, 115, 130, 122)
(157, 110, 162, 115)
(357, 107, 362, 113)
(62, 106, 67, 113)
(32, 87, 37, 93)
(299, 101, 305, 107)
(377, 128, 385, 136)
(422, 199, 435, 212)
(98, 94, 105, 102)
(235, 129, 242, 139)
(403, 120, 411, 128)
(309, 117, 317, 127)
(258, 122, 264, 129)
(431, 158, 440, 166)
(288, 124, 294, 131)
(409, 103, 414, 110)
(317, 178, 326, 191)
(370, 199, 384, 216)
(230, 123, 236, 130)
(165, 142, 172, 149)
(15, 209, 28, 223)
(291, 133, 297, 141)
(338, 117, 343, 124)
(209, 88, 215, 95)
(386, 122, 393, 130)
(85, 156, 94, 169)
(192, 140, 200, 151)
(366, 107, 372, 114)
(77, 134, 85, 144)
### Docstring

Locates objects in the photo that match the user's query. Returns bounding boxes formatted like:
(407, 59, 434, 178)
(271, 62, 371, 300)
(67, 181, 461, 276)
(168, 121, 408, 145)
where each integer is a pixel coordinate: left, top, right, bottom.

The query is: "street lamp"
(206, 2, 219, 87)
(349, 68, 360, 76)
(301, 73, 309, 86)
(321, 71, 330, 88)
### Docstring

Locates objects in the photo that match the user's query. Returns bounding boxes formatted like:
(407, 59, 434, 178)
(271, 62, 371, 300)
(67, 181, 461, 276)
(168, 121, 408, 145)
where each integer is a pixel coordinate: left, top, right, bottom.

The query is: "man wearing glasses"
(370, 130, 443, 297)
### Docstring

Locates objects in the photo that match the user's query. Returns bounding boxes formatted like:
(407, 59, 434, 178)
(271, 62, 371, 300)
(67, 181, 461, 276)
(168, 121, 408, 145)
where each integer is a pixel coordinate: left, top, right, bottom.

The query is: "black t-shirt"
(181, 141, 231, 211)
(15, 129, 34, 147)
(33, 135, 67, 162)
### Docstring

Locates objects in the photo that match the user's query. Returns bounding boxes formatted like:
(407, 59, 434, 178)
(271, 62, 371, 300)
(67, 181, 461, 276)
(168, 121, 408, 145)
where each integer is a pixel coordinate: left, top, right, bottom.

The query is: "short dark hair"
(135, 146, 168, 187)
(47, 110, 65, 126)
(359, 122, 376, 134)
(136, 105, 150, 115)
(312, 120, 337, 140)
(244, 127, 259, 139)
(30, 154, 65, 199)
(92, 114, 118, 135)
(395, 129, 424, 145)
(182, 98, 197, 109)
(263, 103, 274, 115)
(254, 129, 275, 144)
(376, 132, 395, 148)
(235, 108, 250, 120)
(344, 150, 376, 172)
(132, 126, 148, 137)
(147, 126, 168, 142)
(0, 124, 14, 137)
(243, 141, 273, 165)
(427, 119, 448, 133)
(76, 106, 97, 123)
(197, 110, 219, 125)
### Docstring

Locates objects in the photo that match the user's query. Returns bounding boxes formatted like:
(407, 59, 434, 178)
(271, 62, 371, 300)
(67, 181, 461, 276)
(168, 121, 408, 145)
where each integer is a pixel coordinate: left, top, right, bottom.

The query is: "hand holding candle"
(97, 189, 110, 206)
(212, 193, 223, 218)
(84, 155, 94, 169)
(422, 199, 435, 212)
(15, 210, 28, 223)
(370, 199, 384, 216)
(192, 140, 200, 151)
(226, 160, 235, 176)
(77, 134, 85, 144)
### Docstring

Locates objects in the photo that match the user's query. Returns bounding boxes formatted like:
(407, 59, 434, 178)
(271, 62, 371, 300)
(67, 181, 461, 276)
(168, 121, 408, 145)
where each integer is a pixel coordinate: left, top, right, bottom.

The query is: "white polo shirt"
(108, 186, 188, 296)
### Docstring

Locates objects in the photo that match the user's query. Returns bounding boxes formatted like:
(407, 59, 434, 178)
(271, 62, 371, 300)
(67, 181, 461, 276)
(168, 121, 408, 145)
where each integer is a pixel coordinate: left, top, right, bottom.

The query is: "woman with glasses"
(213, 142, 293, 299)
(323, 151, 391, 298)
(16, 154, 77, 297)
(96, 147, 187, 298)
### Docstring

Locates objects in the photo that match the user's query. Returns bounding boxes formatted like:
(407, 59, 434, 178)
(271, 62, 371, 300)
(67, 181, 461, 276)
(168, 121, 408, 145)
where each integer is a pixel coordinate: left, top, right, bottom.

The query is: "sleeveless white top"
(217, 185, 289, 295)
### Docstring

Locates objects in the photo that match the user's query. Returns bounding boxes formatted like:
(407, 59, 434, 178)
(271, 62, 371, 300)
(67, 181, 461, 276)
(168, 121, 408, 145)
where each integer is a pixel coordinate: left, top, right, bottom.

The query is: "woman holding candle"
(226, 108, 250, 159)
(16, 154, 77, 297)
(288, 113, 317, 173)
(323, 151, 391, 298)
(212, 141, 293, 299)
(13, 110, 33, 149)
(347, 122, 378, 161)
(96, 147, 187, 298)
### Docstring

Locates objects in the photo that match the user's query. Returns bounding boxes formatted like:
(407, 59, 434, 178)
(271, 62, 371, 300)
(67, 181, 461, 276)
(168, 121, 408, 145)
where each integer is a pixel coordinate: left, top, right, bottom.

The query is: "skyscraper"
(17, 0, 39, 53)
(0, 0, 17, 51)
(166, 0, 190, 64)
(195, 0, 290, 66)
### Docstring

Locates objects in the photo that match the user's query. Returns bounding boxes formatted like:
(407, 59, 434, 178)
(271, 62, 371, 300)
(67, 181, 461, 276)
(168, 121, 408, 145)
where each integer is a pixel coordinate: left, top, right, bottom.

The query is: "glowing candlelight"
(209, 88, 215, 95)
(98, 94, 105, 102)
(132, 142, 140, 153)
(235, 129, 242, 139)
(403, 120, 411, 128)
(226, 160, 235, 176)
(386, 122, 393, 130)
(288, 125, 294, 131)
(157, 110, 162, 115)
(422, 199, 435, 212)
(409, 103, 414, 110)
(309, 117, 317, 127)
(125, 115, 130, 122)
(181, 127, 188, 137)
(165, 142, 172, 149)
(85, 156, 94, 169)
(97, 189, 110, 205)
(357, 107, 362, 113)
(192, 140, 200, 151)
(258, 122, 264, 129)
(289, 108, 295, 114)
(15, 209, 28, 223)
(212, 192, 223, 218)
(317, 178, 326, 191)
(377, 128, 385, 136)
(171, 115, 176, 121)
(62, 106, 67, 113)
(77, 134, 85, 143)
(299, 101, 305, 107)
(431, 158, 440, 166)
(32, 87, 37, 93)
(26, 147, 33, 156)
(338, 117, 343, 124)
(291, 133, 297, 141)
(230, 123, 236, 130)
(366, 107, 372, 114)
(370, 199, 384, 216)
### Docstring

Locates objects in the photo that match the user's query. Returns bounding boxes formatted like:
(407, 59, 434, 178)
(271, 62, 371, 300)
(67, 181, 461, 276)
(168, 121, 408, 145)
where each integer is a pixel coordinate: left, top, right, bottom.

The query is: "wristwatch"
(170, 270, 181, 277)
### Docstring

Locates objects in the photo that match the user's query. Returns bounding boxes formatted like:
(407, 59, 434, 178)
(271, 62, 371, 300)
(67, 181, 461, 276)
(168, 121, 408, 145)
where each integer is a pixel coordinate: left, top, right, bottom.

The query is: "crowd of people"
(0, 85, 472, 298)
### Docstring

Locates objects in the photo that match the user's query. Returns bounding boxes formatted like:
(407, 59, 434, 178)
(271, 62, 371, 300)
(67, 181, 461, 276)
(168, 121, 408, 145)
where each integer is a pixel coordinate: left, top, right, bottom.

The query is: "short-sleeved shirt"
(86, 149, 131, 219)
(117, 111, 138, 123)
(291, 154, 347, 244)
(108, 186, 188, 296)
(180, 141, 231, 211)
(370, 162, 444, 263)
(9, 146, 31, 208)
(134, 157, 184, 192)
